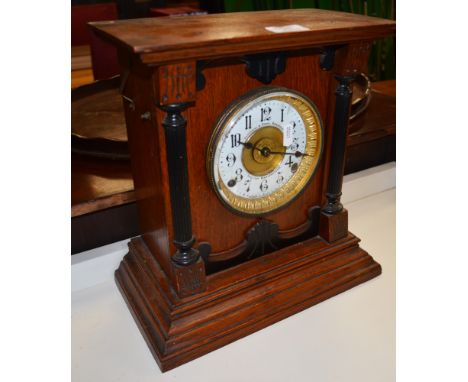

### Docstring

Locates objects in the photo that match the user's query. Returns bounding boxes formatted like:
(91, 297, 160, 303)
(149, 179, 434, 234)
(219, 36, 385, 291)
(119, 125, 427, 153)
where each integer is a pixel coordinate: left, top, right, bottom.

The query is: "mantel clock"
(91, 9, 395, 372)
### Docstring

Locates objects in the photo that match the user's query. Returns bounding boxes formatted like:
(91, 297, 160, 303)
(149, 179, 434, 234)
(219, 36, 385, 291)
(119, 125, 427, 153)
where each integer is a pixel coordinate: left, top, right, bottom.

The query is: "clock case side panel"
(186, 51, 333, 261)
(117, 50, 172, 276)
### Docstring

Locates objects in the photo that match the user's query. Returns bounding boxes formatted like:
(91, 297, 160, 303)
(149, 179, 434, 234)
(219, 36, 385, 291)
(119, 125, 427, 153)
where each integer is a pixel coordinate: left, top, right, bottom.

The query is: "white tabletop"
(72, 162, 395, 382)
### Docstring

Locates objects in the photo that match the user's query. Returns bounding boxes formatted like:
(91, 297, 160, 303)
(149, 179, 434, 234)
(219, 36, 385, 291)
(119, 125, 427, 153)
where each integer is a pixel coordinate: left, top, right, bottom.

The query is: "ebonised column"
(160, 103, 200, 266)
(323, 75, 354, 214)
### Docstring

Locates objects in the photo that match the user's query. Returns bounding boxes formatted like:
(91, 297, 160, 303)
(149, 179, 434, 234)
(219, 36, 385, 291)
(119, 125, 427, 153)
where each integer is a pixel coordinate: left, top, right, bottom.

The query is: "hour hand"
(239, 141, 255, 150)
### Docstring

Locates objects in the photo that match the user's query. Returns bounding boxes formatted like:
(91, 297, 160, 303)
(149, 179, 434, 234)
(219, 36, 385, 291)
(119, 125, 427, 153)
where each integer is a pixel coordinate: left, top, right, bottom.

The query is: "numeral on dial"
(260, 180, 268, 192)
(261, 107, 271, 122)
(290, 137, 299, 151)
(244, 178, 251, 192)
(226, 153, 236, 167)
(231, 133, 241, 148)
(235, 168, 243, 182)
(245, 115, 252, 130)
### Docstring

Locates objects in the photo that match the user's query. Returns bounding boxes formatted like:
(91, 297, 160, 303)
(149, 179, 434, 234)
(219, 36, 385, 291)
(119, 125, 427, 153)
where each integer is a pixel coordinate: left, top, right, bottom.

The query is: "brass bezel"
(206, 86, 324, 216)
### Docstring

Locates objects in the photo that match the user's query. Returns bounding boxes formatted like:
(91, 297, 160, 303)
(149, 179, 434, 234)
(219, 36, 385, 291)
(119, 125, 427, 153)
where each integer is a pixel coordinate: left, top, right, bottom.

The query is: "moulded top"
(90, 9, 395, 65)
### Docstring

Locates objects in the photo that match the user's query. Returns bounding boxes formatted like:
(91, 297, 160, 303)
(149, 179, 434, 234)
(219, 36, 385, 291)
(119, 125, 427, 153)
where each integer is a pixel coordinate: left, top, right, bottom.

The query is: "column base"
(320, 208, 348, 242)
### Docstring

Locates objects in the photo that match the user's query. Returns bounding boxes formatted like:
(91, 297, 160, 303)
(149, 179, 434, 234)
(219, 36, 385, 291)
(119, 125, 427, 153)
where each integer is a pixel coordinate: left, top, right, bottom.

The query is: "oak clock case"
(207, 87, 324, 216)
(90, 9, 395, 373)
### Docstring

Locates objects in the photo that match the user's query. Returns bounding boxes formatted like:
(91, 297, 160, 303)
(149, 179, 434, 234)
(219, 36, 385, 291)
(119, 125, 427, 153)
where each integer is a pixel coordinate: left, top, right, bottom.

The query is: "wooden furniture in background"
(72, 155, 134, 217)
(71, 153, 138, 254)
(71, 68, 94, 89)
(72, 3, 119, 46)
(71, 2, 207, 87)
(150, 6, 205, 16)
(71, 45, 92, 71)
(345, 79, 395, 174)
(71, 3, 120, 81)
(89, 9, 395, 371)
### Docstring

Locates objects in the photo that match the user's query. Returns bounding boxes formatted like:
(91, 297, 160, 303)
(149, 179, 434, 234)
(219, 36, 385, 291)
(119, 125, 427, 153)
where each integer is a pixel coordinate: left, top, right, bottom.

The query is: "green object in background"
(223, 0, 396, 82)
(223, 1, 253, 12)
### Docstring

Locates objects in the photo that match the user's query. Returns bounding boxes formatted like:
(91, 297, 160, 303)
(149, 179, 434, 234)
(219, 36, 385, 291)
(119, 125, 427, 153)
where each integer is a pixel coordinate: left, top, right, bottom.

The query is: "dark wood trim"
(241, 52, 287, 84)
(319, 46, 337, 71)
(160, 103, 200, 267)
(323, 75, 354, 214)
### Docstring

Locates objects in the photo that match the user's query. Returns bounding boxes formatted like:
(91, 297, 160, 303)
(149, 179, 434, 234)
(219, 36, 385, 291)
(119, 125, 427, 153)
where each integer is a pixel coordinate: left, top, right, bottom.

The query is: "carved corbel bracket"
(320, 46, 337, 71)
(241, 52, 287, 84)
(196, 52, 287, 91)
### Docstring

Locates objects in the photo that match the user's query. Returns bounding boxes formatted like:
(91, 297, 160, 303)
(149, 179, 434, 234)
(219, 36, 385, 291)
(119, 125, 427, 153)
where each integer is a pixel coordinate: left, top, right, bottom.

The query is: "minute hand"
(268, 150, 311, 158)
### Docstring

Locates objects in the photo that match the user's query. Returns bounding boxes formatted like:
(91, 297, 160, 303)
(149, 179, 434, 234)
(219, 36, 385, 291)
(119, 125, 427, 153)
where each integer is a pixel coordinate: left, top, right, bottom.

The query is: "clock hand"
(240, 141, 272, 156)
(239, 141, 255, 149)
(240, 142, 268, 154)
(240, 142, 309, 158)
(263, 148, 311, 158)
(280, 151, 311, 157)
(240, 142, 278, 155)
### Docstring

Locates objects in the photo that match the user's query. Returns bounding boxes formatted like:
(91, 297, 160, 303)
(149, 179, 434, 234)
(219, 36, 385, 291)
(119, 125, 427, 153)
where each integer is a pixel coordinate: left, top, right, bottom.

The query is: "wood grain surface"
(90, 9, 395, 64)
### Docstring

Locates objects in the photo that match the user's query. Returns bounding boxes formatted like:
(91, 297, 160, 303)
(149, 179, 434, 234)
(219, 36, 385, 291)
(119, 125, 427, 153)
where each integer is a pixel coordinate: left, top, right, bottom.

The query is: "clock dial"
(207, 87, 323, 216)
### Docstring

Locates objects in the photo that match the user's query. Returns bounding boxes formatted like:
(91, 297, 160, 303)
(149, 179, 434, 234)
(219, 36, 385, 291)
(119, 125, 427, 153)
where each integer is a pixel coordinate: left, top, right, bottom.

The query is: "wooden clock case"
(90, 9, 395, 372)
